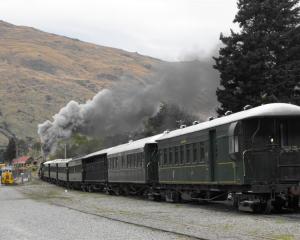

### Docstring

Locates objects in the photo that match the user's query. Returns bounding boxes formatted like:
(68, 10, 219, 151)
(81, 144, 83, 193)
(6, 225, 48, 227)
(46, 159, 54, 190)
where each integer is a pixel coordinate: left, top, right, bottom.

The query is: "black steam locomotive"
(40, 103, 300, 213)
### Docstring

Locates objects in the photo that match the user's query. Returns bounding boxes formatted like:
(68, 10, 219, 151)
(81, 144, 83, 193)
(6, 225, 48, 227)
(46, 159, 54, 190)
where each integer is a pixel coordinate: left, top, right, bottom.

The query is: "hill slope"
(0, 21, 161, 143)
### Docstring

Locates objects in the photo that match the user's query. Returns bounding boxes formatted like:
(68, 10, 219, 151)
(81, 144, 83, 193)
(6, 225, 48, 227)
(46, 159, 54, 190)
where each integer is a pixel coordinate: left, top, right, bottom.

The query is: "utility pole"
(15, 139, 18, 158)
(64, 144, 67, 159)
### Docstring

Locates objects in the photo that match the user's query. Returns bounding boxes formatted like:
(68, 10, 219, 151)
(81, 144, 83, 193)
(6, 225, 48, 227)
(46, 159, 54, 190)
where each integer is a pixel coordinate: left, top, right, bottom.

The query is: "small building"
(12, 156, 33, 168)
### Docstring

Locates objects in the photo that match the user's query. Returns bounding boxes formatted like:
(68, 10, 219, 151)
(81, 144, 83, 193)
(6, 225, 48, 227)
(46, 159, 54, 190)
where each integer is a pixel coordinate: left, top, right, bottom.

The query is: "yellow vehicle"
(1, 168, 14, 185)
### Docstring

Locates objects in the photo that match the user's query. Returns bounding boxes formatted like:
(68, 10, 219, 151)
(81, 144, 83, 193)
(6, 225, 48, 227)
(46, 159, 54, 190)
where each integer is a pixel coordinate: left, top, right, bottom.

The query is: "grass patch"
(273, 234, 295, 240)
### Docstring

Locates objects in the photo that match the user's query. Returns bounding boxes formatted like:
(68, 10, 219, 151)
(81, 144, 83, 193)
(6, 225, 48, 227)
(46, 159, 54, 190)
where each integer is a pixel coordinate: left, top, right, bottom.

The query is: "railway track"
(51, 202, 208, 240)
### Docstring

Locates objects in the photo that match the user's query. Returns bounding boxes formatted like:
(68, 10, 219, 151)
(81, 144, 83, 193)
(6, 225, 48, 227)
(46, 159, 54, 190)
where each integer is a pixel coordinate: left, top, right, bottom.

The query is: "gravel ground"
(0, 184, 194, 240)
(4, 179, 300, 240)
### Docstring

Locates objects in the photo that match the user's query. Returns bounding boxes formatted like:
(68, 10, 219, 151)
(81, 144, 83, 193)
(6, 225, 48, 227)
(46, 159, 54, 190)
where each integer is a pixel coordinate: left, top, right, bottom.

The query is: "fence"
(13, 168, 32, 184)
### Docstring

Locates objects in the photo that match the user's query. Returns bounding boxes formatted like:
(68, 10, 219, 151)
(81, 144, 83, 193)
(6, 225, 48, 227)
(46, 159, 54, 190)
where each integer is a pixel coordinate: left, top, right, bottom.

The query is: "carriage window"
(141, 153, 144, 167)
(122, 156, 125, 168)
(163, 149, 168, 165)
(229, 122, 239, 153)
(132, 154, 135, 168)
(180, 146, 184, 164)
(140, 153, 143, 167)
(174, 147, 179, 164)
(229, 136, 239, 153)
(193, 143, 198, 163)
(135, 154, 138, 168)
(130, 155, 133, 168)
(137, 153, 141, 167)
(159, 150, 163, 165)
(186, 144, 191, 163)
(132, 155, 134, 168)
(169, 148, 173, 164)
(200, 142, 205, 162)
(280, 121, 288, 146)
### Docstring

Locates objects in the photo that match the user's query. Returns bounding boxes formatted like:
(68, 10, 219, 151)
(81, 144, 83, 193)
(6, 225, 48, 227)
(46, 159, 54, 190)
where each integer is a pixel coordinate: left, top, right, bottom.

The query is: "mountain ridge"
(0, 20, 162, 144)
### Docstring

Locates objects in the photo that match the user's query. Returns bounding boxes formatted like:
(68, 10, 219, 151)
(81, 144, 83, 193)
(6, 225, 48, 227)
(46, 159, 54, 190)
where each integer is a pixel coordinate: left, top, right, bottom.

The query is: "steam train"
(40, 103, 300, 213)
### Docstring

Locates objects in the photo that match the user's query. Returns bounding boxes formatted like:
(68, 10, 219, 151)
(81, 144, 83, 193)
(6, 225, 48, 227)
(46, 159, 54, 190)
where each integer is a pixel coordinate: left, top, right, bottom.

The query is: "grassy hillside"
(0, 20, 161, 144)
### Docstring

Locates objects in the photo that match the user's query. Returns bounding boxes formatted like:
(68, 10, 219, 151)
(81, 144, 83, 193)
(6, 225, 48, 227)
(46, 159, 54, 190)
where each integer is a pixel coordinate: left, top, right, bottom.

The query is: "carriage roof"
(158, 103, 300, 141)
(81, 147, 113, 159)
(43, 158, 72, 165)
(108, 134, 164, 155)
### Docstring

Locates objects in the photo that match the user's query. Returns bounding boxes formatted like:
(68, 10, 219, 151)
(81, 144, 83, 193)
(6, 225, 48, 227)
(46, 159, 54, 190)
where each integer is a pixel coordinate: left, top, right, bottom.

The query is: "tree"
(50, 134, 103, 159)
(214, 0, 300, 115)
(143, 103, 197, 136)
(4, 138, 16, 163)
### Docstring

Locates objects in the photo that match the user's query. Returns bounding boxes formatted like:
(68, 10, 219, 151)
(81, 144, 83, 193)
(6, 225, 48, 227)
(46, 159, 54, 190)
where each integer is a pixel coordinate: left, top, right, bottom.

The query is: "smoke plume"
(38, 57, 219, 154)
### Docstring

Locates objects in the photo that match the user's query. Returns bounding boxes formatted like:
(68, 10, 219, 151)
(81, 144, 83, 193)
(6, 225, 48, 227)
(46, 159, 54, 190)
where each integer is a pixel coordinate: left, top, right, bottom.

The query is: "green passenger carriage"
(157, 103, 300, 211)
(40, 103, 300, 212)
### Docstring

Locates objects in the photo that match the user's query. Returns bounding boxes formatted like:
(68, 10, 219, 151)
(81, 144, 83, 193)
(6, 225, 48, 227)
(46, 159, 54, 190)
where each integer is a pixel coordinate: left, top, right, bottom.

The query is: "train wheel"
(288, 196, 299, 211)
(263, 199, 273, 214)
(88, 185, 93, 193)
(114, 187, 121, 196)
(232, 194, 240, 209)
(165, 191, 181, 203)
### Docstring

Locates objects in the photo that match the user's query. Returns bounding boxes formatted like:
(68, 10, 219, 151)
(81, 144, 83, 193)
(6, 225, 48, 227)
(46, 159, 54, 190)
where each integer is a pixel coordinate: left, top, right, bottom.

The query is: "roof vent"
(225, 111, 233, 116)
(243, 105, 252, 111)
(180, 125, 187, 129)
(128, 140, 133, 143)
(163, 130, 170, 134)
(193, 121, 200, 125)
(207, 116, 215, 121)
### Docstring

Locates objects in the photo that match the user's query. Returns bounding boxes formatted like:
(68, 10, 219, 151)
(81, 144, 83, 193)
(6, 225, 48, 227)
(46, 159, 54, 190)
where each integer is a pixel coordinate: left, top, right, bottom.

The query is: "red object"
(12, 156, 32, 165)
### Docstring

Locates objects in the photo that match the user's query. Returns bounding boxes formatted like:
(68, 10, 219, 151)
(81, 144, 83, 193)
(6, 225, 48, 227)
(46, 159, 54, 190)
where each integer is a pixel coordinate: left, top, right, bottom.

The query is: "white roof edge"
(158, 103, 300, 141)
(44, 158, 72, 165)
(108, 133, 164, 155)
(82, 147, 113, 159)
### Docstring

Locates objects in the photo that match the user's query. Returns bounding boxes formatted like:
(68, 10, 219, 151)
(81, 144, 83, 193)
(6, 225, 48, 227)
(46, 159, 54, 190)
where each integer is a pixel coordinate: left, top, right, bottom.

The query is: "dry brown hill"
(0, 20, 161, 144)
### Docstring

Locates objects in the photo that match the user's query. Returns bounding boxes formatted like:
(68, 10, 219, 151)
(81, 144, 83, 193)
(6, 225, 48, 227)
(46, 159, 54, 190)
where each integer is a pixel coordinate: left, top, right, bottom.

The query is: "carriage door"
(209, 130, 216, 181)
(145, 144, 159, 184)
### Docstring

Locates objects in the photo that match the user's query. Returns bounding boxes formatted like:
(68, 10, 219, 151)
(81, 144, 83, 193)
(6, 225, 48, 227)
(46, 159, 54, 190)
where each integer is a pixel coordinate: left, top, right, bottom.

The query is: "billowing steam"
(38, 58, 219, 154)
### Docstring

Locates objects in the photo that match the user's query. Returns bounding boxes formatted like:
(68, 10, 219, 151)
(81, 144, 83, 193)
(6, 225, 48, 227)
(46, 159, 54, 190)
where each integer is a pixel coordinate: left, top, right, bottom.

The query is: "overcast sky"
(0, 0, 239, 61)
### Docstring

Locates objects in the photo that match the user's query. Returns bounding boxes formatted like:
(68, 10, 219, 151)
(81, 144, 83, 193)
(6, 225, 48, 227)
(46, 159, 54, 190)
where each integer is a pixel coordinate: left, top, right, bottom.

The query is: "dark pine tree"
(4, 138, 16, 164)
(214, 0, 300, 115)
(143, 103, 196, 136)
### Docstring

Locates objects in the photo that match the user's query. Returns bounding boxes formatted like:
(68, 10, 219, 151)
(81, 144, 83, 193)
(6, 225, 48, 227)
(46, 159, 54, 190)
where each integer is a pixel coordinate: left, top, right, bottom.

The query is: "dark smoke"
(38, 56, 219, 155)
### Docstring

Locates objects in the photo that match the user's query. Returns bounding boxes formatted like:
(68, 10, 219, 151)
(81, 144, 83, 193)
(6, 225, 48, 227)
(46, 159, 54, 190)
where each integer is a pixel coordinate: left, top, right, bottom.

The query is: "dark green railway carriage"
(67, 157, 83, 189)
(41, 161, 51, 180)
(157, 103, 300, 211)
(79, 148, 110, 192)
(107, 134, 162, 195)
(43, 159, 70, 184)
(57, 159, 71, 186)
(49, 161, 58, 182)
